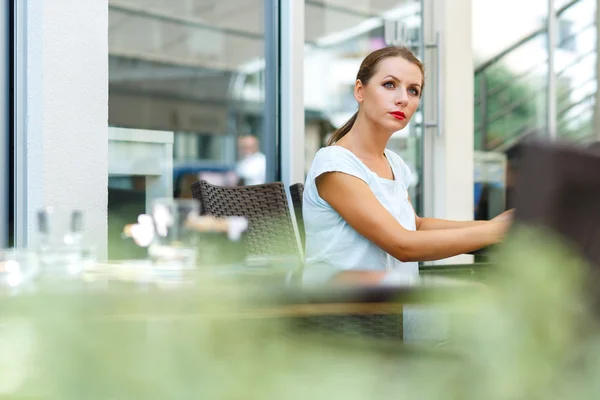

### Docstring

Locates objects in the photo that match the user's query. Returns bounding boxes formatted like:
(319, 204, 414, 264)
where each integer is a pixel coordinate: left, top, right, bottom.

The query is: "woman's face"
(355, 56, 423, 133)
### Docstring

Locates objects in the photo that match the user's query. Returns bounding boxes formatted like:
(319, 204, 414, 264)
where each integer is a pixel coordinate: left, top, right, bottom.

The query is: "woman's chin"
(386, 120, 407, 133)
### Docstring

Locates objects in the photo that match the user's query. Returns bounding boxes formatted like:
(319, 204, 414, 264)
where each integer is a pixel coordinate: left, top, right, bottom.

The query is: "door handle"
(424, 32, 443, 137)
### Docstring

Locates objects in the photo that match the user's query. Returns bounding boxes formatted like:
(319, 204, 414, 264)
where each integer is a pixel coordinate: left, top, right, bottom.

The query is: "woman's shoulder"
(313, 145, 355, 160)
(308, 146, 371, 182)
(310, 146, 366, 170)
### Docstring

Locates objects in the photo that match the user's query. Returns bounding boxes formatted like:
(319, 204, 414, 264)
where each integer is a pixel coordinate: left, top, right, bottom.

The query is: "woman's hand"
(489, 218, 512, 244)
(491, 209, 515, 223)
(487, 210, 514, 243)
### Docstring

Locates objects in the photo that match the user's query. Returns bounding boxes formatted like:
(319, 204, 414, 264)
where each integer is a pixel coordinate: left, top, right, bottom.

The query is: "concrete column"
(17, 0, 108, 256)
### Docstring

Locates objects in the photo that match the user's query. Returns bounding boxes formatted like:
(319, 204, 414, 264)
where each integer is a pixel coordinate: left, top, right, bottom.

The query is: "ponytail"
(326, 112, 358, 146)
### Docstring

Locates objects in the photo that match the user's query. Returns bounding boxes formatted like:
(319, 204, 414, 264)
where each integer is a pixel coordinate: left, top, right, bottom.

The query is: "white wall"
(21, 0, 108, 256)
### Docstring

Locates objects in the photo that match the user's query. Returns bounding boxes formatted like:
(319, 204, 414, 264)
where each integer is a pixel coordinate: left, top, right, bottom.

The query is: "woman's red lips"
(390, 111, 406, 120)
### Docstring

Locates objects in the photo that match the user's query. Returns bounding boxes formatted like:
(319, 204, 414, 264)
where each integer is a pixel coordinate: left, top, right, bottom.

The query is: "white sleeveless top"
(302, 146, 419, 285)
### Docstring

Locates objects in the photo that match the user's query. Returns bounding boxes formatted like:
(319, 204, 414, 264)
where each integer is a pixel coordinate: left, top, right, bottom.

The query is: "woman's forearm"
(417, 217, 489, 231)
(390, 222, 504, 262)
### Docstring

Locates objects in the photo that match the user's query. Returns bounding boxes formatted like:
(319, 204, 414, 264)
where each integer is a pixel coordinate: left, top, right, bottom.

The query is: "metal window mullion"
(0, 0, 9, 248)
(264, 0, 280, 183)
(480, 74, 488, 150)
(13, 0, 26, 247)
(421, 0, 435, 218)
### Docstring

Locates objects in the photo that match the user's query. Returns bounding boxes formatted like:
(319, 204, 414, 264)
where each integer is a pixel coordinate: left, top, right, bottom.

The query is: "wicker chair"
(191, 180, 301, 259)
(191, 179, 405, 340)
(289, 183, 305, 249)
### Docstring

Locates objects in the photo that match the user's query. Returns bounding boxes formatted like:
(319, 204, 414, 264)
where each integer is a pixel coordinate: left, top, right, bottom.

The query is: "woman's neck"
(338, 114, 391, 159)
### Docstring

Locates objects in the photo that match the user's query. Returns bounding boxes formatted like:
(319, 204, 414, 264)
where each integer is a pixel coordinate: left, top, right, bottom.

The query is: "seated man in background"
(236, 135, 266, 186)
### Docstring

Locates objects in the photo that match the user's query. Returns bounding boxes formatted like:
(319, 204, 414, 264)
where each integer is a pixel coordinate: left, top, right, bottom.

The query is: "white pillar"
(16, 0, 108, 256)
(423, 0, 474, 264)
(430, 0, 474, 222)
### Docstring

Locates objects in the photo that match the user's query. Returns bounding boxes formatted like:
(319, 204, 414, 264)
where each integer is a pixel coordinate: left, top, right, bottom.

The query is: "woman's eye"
(408, 88, 419, 96)
(383, 82, 395, 88)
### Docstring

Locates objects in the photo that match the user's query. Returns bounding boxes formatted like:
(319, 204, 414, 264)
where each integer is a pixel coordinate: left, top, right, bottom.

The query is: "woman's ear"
(354, 79, 364, 104)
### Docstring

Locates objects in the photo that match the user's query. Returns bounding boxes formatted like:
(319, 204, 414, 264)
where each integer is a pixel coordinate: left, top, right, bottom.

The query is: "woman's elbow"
(389, 242, 421, 263)
(387, 233, 426, 263)
(395, 252, 420, 263)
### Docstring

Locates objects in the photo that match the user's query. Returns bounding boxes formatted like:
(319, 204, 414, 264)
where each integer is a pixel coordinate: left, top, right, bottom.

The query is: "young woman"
(303, 46, 511, 285)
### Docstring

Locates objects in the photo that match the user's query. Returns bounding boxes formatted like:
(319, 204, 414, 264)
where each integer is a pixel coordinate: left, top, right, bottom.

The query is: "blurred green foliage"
(1, 227, 600, 399)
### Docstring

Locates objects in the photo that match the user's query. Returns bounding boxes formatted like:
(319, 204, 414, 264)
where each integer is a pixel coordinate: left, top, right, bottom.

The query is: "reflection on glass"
(475, 0, 599, 150)
(149, 198, 200, 269)
(476, 34, 549, 150)
(108, 0, 270, 257)
(473, 0, 548, 64)
(236, 134, 266, 186)
(304, 0, 424, 213)
(556, 0, 577, 10)
(474, 0, 550, 151)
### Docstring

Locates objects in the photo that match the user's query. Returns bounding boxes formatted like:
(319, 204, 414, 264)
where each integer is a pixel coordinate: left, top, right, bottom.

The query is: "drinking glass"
(36, 206, 95, 280)
(148, 198, 200, 271)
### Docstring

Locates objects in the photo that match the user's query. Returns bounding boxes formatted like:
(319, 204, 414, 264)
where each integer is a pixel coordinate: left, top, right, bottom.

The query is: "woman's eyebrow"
(383, 75, 421, 88)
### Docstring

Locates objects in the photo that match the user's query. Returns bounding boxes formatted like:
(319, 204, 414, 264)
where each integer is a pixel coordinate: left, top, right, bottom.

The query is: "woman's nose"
(395, 90, 409, 106)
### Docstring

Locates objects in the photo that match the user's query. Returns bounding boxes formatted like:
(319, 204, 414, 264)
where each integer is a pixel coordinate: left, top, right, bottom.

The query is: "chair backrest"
(191, 180, 301, 258)
(289, 183, 305, 249)
(514, 141, 600, 312)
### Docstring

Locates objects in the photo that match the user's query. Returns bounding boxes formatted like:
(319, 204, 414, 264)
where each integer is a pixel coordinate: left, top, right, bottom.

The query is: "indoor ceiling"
(109, 0, 418, 72)
(108, 0, 419, 132)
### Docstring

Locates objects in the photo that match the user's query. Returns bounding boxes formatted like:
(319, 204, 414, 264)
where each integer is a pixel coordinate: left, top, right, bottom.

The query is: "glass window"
(473, 0, 548, 65)
(304, 0, 424, 213)
(555, 0, 597, 141)
(473, 0, 549, 151)
(556, 0, 577, 10)
(108, 0, 273, 258)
